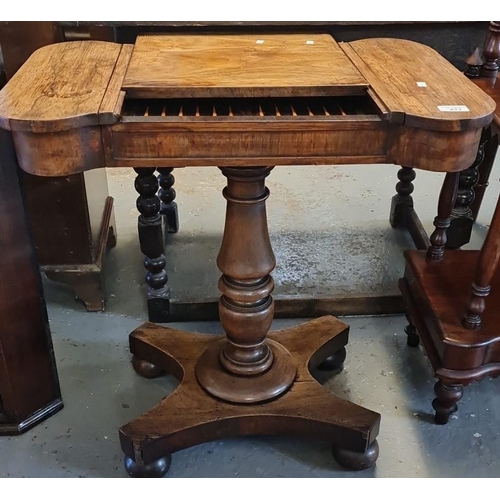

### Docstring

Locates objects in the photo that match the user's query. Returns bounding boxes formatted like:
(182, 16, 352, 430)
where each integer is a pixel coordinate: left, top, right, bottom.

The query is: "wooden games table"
(0, 34, 494, 476)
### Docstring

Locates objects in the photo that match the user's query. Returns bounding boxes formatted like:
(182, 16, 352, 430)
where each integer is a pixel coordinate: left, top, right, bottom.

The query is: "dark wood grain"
(164, 294, 406, 322)
(481, 22, 500, 78)
(474, 78, 500, 119)
(22, 173, 93, 264)
(447, 140, 483, 249)
(134, 168, 170, 322)
(120, 317, 380, 475)
(463, 191, 500, 329)
(0, 22, 63, 79)
(470, 126, 499, 220)
(119, 161, 380, 475)
(196, 167, 295, 403)
(389, 166, 416, 228)
(427, 172, 460, 261)
(400, 249, 500, 423)
(0, 127, 62, 434)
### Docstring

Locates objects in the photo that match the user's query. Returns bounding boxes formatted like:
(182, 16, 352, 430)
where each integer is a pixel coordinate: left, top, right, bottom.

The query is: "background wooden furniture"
(1, 21, 491, 321)
(0, 127, 62, 435)
(400, 22, 500, 425)
(447, 21, 500, 250)
(0, 21, 117, 311)
(400, 183, 500, 424)
(0, 34, 493, 476)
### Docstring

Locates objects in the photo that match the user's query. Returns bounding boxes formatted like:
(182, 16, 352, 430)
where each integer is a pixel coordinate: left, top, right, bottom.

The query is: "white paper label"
(416, 81, 427, 87)
(306, 40, 314, 45)
(255, 40, 265, 44)
(438, 105, 470, 112)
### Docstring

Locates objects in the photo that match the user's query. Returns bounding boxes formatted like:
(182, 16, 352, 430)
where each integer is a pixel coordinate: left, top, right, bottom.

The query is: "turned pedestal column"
(120, 166, 380, 477)
(196, 167, 295, 403)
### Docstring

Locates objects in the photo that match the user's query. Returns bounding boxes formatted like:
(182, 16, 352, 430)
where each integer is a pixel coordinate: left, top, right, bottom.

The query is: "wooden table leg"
(134, 168, 170, 322)
(119, 167, 381, 477)
(0, 129, 63, 434)
(157, 167, 179, 234)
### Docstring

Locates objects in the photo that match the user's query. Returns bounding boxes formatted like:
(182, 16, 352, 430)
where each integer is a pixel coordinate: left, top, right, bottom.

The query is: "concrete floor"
(1, 162, 499, 477)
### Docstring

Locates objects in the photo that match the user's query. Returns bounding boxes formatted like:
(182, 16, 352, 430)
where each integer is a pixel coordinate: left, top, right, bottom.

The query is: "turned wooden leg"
(134, 168, 170, 322)
(470, 127, 499, 221)
(195, 167, 296, 403)
(446, 151, 482, 249)
(480, 22, 500, 78)
(332, 440, 379, 471)
(432, 381, 463, 425)
(462, 184, 500, 330)
(157, 167, 179, 234)
(447, 129, 494, 248)
(405, 323, 419, 348)
(427, 172, 460, 261)
(390, 166, 415, 228)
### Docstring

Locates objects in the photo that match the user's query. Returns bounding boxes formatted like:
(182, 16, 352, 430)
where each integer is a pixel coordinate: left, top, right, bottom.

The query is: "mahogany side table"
(0, 34, 494, 476)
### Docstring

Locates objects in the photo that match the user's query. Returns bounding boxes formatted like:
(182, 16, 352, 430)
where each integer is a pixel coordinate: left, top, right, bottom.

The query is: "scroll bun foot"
(124, 455, 171, 478)
(318, 347, 347, 372)
(332, 440, 379, 471)
(132, 355, 163, 379)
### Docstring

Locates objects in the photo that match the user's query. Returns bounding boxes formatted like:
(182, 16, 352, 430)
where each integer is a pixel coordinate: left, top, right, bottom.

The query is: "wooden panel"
(105, 120, 388, 168)
(99, 44, 133, 124)
(0, 22, 62, 79)
(474, 77, 500, 128)
(84, 168, 113, 250)
(0, 41, 121, 132)
(404, 250, 500, 348)
(342, 38, 496, 132)
(122, 34, 368, 99)
(388, 125, 481, 172)
(0, 128, 61, 429)
(22, 172, 93, 265)
(13, 126, 104, 176)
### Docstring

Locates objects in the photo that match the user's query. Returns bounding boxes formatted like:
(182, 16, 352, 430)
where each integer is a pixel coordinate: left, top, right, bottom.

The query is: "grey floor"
(1, 162, 499, 477)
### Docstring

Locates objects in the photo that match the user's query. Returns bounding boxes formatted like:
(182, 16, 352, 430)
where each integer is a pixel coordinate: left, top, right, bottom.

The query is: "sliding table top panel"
(122, 34, 368, 99)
